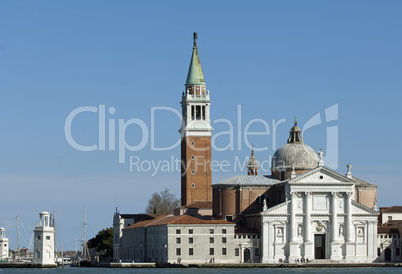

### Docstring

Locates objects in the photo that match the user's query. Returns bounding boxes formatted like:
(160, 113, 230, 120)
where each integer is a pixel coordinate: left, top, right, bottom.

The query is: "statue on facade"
(339, 224, 344, 236)
(297, 225, 303, 237)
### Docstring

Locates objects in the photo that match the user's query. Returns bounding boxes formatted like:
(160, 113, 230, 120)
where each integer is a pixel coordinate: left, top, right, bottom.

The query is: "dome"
(272, 143, 318, 170)
(271, 118, 318, 171)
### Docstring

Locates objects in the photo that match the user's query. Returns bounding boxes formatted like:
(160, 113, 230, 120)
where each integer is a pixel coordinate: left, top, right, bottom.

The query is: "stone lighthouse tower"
(33, 211, 56, 266)
(179, 33, 213, 206)
(0, 227, 9, 261)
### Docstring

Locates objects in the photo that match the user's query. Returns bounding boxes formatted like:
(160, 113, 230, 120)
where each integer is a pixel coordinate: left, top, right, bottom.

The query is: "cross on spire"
(193, 32, 198, 47)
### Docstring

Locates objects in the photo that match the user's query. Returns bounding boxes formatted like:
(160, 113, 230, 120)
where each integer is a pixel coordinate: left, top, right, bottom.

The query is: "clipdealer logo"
(64, 104, 338, 174)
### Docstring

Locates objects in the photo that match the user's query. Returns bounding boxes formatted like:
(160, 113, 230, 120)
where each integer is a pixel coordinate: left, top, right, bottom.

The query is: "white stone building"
(376, 207, 402, 262)
(234, 228, 261, 263)
(33, 211, 56, 266)
(117, 214, 235, 264)
(261, 166, 378, 263)
(0, 227, 9, 261)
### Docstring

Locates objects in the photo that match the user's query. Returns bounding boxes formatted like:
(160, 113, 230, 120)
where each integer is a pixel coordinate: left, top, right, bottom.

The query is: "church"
(113, 33, 379, 263)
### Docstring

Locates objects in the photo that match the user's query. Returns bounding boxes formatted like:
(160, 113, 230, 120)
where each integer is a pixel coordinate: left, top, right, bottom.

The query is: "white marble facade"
(261, 166, 378, 263)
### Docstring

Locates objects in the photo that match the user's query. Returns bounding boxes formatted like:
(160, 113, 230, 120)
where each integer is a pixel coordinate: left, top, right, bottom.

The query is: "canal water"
(1, 268, 402, 274)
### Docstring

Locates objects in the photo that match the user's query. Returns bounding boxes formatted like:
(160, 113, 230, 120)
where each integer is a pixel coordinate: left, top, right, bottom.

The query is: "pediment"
(351, 200, 378, 215)
(288, 166, 354, 185)
(261, 201, 290, 215)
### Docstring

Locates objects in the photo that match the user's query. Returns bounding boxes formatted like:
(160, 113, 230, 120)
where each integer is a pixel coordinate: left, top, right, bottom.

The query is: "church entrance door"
(384, 248, 391, 262)
(314, 234, 325, 259)
(243, 248, 250, 262)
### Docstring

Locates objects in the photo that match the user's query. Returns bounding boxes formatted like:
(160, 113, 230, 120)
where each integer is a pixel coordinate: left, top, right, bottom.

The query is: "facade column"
(261, 219, 269, 263)
(331, 192, 338, 242)
(303, 192, 313, 260)
(290, 192, 296, 242)
(367, 220, 374, 261)
(345, 192, 353, 242)
(345, 191, 355, 261)
(267, 221, 274, 263)
(289, 192, 298, 262)
(330, 192, 342, 260)
(304, 192, 311, 242)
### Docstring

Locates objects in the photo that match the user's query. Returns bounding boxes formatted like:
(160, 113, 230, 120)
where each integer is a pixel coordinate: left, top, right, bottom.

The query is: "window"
(222, 229, 227, 234)
(222, 248, 227, 255)
(4, 244, 6, 247)
(210, 248, 214, 255)
(189, 229, 193, 234)
(280, 170, 285, 181)
(176, 248, 181, 256)
(191, 155, 195, 160)
(176, 237, 181, 244)
(191, 183, 195, 188)
(46, 236, 51, 240)
(196, 106, 201, 120)
(191, 170, 195, 175)
(225, 215, 233, 222)
(222, 237, 227, 244)
(191, 141, 195, 146)
(255, 248, 260, 257)
(210, 237, 214, 244)
(189, 248, 194, 256)
(37, 236, 41, 240)
(235, 248, 239, 256)
(397, 248, 401, 256)
(189, 237, 193, 244)
(388, 216, 393, 221)
(202, 106, 205, 120)
(378, 248, 381, 257)
(209, 229, 214, 234)
(176, 229, 181, 234)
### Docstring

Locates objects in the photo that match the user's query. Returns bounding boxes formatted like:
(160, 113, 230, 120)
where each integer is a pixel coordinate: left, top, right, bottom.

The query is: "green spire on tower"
(185, 32, 206, 85)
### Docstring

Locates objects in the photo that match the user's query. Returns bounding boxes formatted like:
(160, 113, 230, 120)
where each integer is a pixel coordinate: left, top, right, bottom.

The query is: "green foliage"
(87, 227, 113, 257)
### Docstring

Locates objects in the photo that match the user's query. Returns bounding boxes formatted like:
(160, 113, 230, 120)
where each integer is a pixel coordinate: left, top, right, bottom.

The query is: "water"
(1, 268, 402, 274)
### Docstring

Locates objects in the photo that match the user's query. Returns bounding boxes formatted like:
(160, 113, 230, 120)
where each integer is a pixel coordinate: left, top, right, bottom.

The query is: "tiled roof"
(123, 215, 169, 229)
(213, 175, 280, 187)
(383, 206, 402, 213)
(352, 176, 377, 187)
(387, 220, 402, 225)
(168, 215, 233, 225)
(378, 226, 400, 234)
(180, 201, 213, 209)
(120, 214, 161, 220)
(124, 215, 233, 229)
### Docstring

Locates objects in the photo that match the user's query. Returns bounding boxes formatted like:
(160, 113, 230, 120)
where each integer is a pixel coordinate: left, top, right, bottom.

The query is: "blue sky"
(0, 1, 401, 251)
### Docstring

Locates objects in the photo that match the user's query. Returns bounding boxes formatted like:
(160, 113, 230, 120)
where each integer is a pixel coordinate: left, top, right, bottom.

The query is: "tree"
(145, 188, 180, 214)
(87, 227, 113, 258)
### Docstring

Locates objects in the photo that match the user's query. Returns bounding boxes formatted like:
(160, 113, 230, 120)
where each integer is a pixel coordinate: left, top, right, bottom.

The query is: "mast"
(82, 206, 87, 260)
(75, 235, 78, 263)
(53, 209, 57, 261)
(61, 240, 64, 267)
(17, 216, 20, 262)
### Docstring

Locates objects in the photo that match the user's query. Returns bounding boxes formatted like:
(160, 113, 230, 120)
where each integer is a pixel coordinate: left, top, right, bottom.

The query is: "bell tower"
(179, 33, 213, 206)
